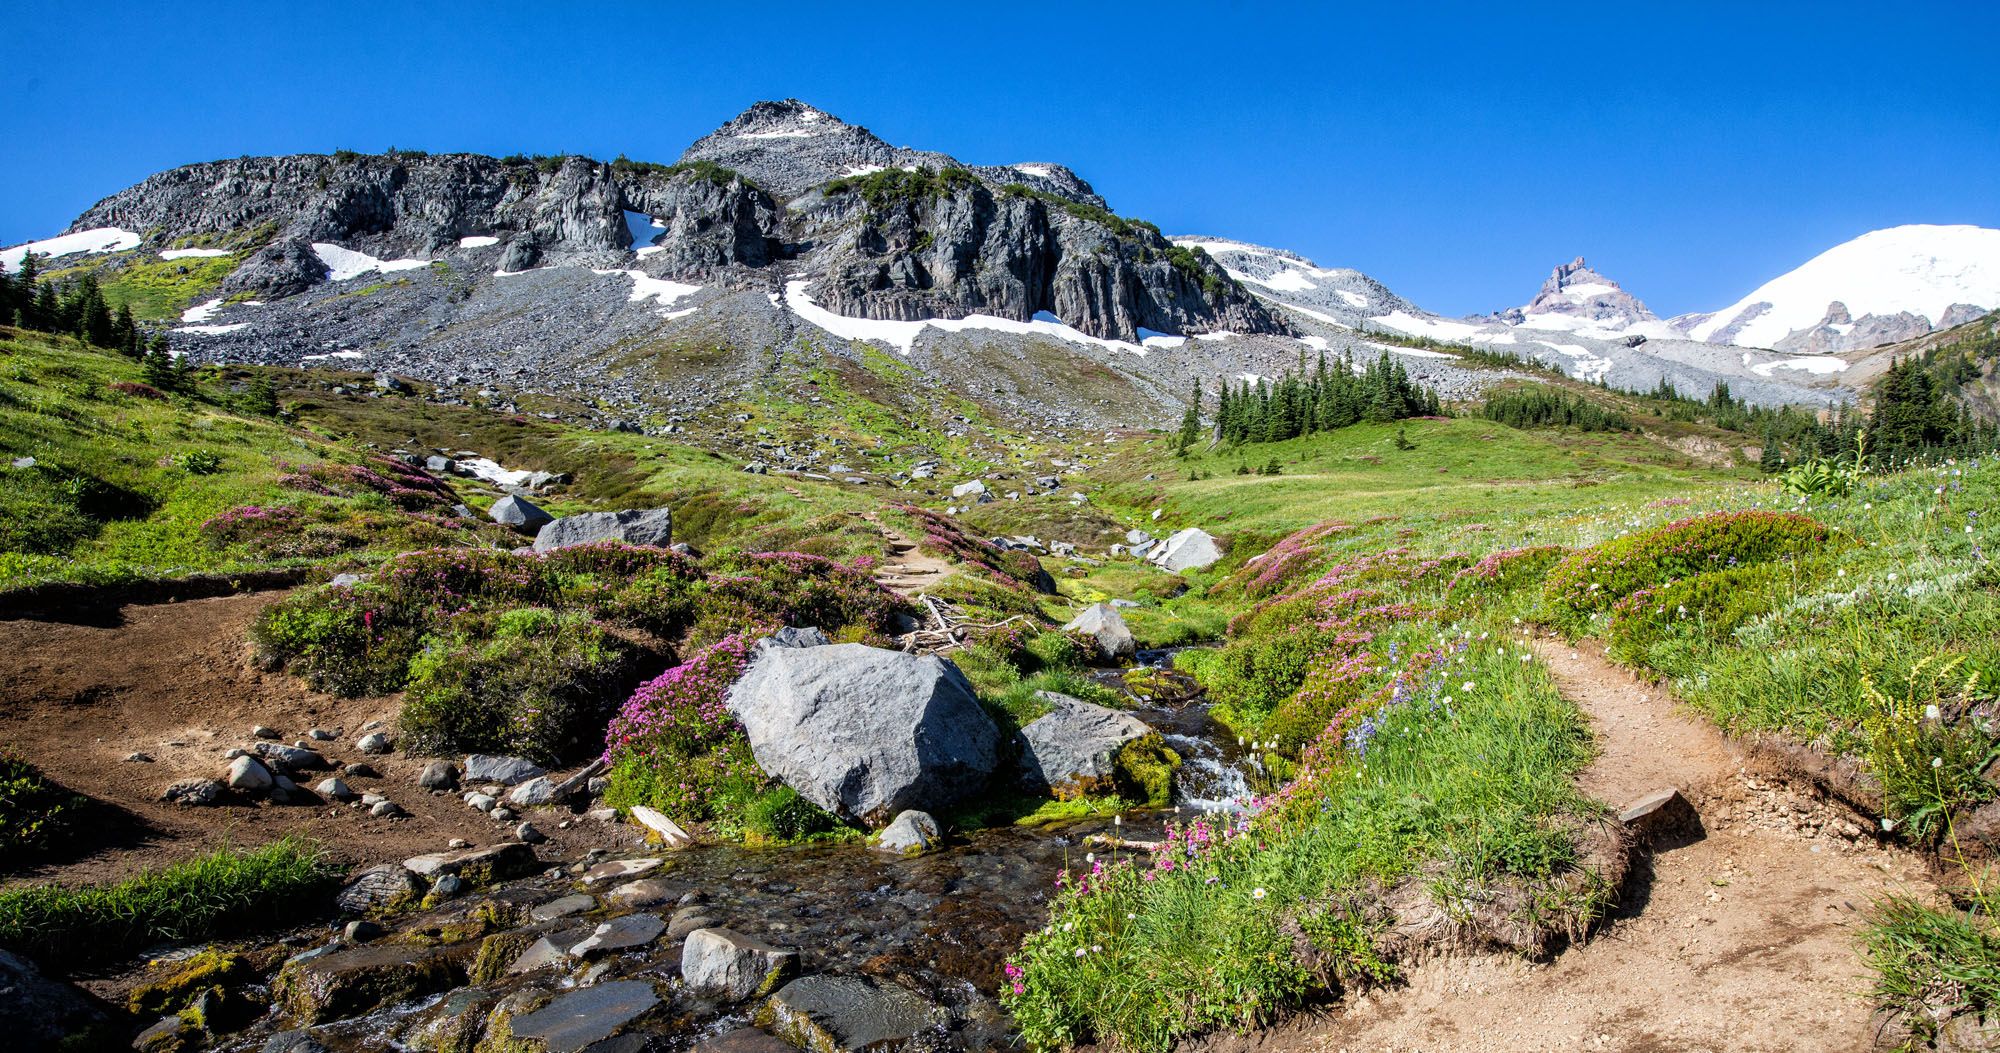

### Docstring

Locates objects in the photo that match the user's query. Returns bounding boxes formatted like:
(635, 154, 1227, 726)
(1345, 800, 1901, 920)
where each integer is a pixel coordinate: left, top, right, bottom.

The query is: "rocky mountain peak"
(1496, 255, 1657, 329)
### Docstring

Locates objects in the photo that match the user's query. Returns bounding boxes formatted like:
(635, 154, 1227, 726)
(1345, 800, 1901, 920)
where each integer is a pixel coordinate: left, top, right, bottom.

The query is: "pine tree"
(1758, 428, 1784, 473)
(1175, 380, 1203, 454)
(242, 374, 279, 416)
(111, 303, 138, 357)
(143, 334, 176, 389)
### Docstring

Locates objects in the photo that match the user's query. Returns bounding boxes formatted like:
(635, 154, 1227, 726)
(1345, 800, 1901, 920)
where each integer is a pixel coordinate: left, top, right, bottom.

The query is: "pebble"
(253, 725, 280, 740)
(356, 732, 392, 755)
(433, 874, 466, 898)
(125, 751, 154, 763)
(344, 763, 380, 779)
(307, 729, 337, 741)
(516, 822, 547, 844)
(448, 838, 472, 849)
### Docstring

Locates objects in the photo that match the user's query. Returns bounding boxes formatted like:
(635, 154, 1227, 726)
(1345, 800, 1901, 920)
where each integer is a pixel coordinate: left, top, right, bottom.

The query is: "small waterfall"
(1164, 731, 1255, 813)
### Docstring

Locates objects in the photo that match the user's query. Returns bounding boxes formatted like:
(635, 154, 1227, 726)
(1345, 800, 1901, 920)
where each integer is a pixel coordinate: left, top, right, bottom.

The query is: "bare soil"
(1197, 638, 1934, 1053)
(0, 591, 626, 890)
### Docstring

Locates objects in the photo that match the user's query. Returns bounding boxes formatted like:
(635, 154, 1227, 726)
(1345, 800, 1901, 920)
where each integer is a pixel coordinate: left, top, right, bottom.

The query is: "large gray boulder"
(1017, 692, 1154, 797)
(489, 495, 552, 535)
(1062, 603, 1136, 663)
(726, 644, 1000, 827)
(531, 508, 674, 552)
(463, 754, 545, 785)
(681, 927, 799, 1001)
(1148, 527, 1224, 573)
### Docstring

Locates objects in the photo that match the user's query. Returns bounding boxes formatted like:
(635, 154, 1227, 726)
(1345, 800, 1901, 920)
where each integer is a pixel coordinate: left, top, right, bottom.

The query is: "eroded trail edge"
(1238, 639, 1935, 1053)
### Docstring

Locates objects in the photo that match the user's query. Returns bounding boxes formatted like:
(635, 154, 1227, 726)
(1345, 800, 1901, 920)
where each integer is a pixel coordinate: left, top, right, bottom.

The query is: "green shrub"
(172, 448, 224, 475)
(1862, 656, 1998, 838)
(401, 611, 640, 763)
(0, 839, 339, 969)
(1603, 562, 1798, 663)
(1540, 511, 1829, 629)
(735, 785, 839, 844)
(0, 753, 86, 861)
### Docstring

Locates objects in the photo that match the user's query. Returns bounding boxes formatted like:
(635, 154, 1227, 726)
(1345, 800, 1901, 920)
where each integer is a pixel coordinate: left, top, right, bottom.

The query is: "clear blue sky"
(3, 1, 1996, 318)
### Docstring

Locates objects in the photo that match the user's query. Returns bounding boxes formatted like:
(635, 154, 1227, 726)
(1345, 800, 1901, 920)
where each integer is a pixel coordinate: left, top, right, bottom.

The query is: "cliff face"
(56, 101, 1283, 342)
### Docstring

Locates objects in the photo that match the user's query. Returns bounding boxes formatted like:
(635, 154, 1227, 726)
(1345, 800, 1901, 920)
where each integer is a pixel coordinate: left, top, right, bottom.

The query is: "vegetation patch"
(1539, 510, 1829, 630)
(0, 752, 87, 862)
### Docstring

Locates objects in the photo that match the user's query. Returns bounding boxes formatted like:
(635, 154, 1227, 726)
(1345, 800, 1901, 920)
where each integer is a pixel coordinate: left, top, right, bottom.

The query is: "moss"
(128, 949, 250, 1016)
(469, 931, 533, 985)
(1113, 734, 1181, 808)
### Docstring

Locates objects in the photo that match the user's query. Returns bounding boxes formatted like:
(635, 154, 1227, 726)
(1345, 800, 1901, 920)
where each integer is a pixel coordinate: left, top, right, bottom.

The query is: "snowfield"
(1686, 224, 2000, 348)
(592, 269, 700, 309)
(2, 227, 141, 270)
(160, 247, 233, 260)
(783, 280, 1149, 356)
(312, 243, 430, 281)
(458, 236, 500, 249)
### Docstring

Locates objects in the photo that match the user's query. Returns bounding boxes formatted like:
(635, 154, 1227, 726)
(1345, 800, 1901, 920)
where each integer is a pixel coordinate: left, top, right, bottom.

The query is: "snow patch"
(301, 350, 366, 362)
(1337, 290, 1368, 307)
(1371, 310, 1479, 341)
(1751, 355, 1850, 377)
(2, 227, 141, 270)
(1234, 267, 1316, 293)
(458, 236, 500, 249)
(784, 280, 1148, 356)
(1298, 336, 1329, 351)
(175, 323, 251, 336)
(591, 269, 700, 308)
(1014, 164, 1057, 178)
(738, 129, 815, 140)
(457, 458, 536, 487)
(160, 248, 232, 260)
(181, 299, 225, 323)
(623, 211, 664, 254)
(312, 243, 430, 281)
(839, 164, 885, 177)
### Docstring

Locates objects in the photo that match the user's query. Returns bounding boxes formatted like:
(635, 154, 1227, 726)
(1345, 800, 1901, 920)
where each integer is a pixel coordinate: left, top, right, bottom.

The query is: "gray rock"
(531, 508, 673, 552)
(307, 728, 337, 741)
(344, 762, 379, 778)
(315, 777, 355, 801)
(370, 799, 404, 818)
(228, 754, 275, 792)
(335, 864, 423, 913)
(431, 874, 467, 898)
(530, 894, 596, 922)
(1017, 692, 1154, 797)
(0, 948, 104, 1051)
(874, 810, 941, 856)
(134, 1015, 187, 1052)
(343, 919, 385, 943)
(1062, 602, 1137, 663)
(253, 725, 281, 739)
(162, 778, 225, 807)
(694, 1028, 793, 1053)
(465, 792, 498, 812)
(356, 732, 392, 755)
(254, 741, 329, 772)
(515, 821, 547, 844)
(508, 776, 557, 807)
(1124, 528, 1152, 546)
(262, 1031, 328, 1053)
(766, 625, 830, 649)
(756, 975, 947, 1052)
(489, 495, 552, 534)
(1148, 527, 1224, 572)
(580, 857, 664, 886)
(726, 643, 1000, 827)
(569, 913, 666, 958)
(681, 928, 799, 1001)
(464, 754, 545, 786)
(601, 879, 674, 910)
(507, 980, 659, 1053)
(402, 842, 537, 883)
(950, 479, 990, 501)
(10, 456, 36, 469)
(628, 805, 692, 848)
(425, 455, 456, 474)
(416, 760, 458, 791)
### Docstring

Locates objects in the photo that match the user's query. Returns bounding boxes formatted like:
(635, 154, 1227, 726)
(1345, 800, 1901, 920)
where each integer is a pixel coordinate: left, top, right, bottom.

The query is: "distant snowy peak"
(1676, 224, 2000, 352)
(1170, 236, 1423, 327)
(1498, 256, 1658, 332)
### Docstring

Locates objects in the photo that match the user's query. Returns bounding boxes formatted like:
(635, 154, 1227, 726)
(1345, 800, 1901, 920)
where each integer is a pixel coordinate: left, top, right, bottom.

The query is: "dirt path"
(861, 513, 952, 596)
(0, 592, 621, 889)
(1235, 638, 1933, 1053)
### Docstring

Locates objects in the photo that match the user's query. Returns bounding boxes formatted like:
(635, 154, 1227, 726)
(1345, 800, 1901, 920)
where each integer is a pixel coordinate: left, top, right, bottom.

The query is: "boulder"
(1124, 528, 1152, 545)
(0, 948, 104, 1053)
(726, 644, 1000, 826)
(530, 894, 596, 922)
(1017, 693, 1154, 797)
(755, 975, 947, 1053)
(681, 928, 798, 1001)
(601, 880, 675, 910)
(273, 943, 472, 1025)
(874, 810, 941, 856)
(356, 732, 391, 755)
(162, 778, 225, 807)
(463, 754, 545, 786)
(1062, 603, 1136, 663)
(1148, 527, 1224, 572)
(228, 755, 275, 792)
(950, 479, 989, 501)
(506, 981, 658, 1052)
(489, 495, 552, 535)
(315, 777, 355, 801)
(628, 805, 692, 848)
(507, 776, 557, 807)
(531, 508, 673, 553)
(401, 842, 537, 885)
(766, 626, 830, 649)
(416, 761, 458, 791)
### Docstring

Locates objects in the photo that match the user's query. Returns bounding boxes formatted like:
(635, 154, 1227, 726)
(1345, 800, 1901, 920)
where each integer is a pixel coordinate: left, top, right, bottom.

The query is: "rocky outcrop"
(1063, 602, 1136, 663)
(1492, 256, 1658, 331)
(725, 643, 1000, 826)
(1149, 527, 1225, 572)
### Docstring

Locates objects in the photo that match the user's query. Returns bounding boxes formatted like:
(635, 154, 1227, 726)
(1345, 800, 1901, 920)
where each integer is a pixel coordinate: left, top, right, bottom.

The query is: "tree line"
(1176, 349, 1442, 453)
(2, 252, 199, 393)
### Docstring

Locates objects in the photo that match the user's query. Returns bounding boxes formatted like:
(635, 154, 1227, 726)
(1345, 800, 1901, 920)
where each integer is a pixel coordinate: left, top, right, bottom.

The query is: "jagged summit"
(1492, 256, 1659, 332)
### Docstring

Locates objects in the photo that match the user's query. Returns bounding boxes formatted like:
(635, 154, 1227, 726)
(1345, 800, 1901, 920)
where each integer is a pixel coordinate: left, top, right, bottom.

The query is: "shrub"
(0, 839, 339, 969)
(1603, 562, 1795, 662)
(0, 753, 86, 861)
(401, 610, 641, 763)
(898, 505, 1051, 593)
(1540, 511, 1829, 628)
(601, 635, 765, 825)
(695, 550, 906, 645)
(172, 448, 224, 475)
(1862, 655, 1998, 838)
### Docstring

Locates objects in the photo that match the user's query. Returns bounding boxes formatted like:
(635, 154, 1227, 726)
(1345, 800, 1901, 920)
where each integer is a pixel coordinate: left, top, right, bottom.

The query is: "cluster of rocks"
(1107, 526, 1223, 573)
(162, 724, 396, 813)
(487, 499, 680, 556)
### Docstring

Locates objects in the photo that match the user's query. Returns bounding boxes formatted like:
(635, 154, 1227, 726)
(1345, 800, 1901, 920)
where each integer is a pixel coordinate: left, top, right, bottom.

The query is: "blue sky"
(3, 1, 1996, 317)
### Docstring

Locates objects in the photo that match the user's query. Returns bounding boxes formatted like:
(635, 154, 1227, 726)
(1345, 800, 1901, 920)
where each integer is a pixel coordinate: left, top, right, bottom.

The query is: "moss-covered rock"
(128, 949, 251, 1017)
(1113, 734, 1181, 808)
(273, 943, 474, 1025)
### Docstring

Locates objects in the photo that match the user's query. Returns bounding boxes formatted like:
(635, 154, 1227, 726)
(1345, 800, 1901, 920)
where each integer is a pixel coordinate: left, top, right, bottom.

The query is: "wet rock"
(490, 495, 553, 535)
(356, 732, 392, 755)
(1148, 527, 1224, 572)
(336, 864, 425, 914)
(228, 755, 275, 792)
(417, 761, 459, 791)
(874, 810, 941, 856)
(261, 1030, 327, 1053)
(628, 805, 692, 848)
(162, 778, 225, 807)
(507, 933, 581, 974)
(667, 906, 721, 941)
(602, 879, 675, 910)
(531, 508, 673, 552)
(133, 1015, 187, 1053)
(570, 913, 666, 958)
(432, 874, 468, 899)
(1061, 602, 1136, 663)
(403, 842, 538, 885)
(1017, 692, 1154, 797)
(273, 942, 472, 1025)
(506, 980, 659, 1053)
(530, 894, 595, 922)
(726, 643, 1000, 827)
(0, 948, 104, 1053)
(464, 754, 546, 786)
(756, 975, 948, 1053)
(694, 1029, 793, 1053)
(681, 928, 799, 1001)
(509, 776, 557, 807)
(581, 857, 665, 886)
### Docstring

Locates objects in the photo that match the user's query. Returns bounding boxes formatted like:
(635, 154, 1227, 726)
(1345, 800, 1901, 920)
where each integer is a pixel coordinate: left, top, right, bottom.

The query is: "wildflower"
(1888, 573, 1899, 582)
(1062, 921, 1073, 932)
(1074, 947, 1086, 957)
(1252, 887, 1267, 900)
(1925, 704, 1941, 721)
(1127, 912, 1136, 919)
(1461, 681, 1475, 692)
(1883, 817, 1897, 832)
(1091, 944, 1102, 953)
(1933, 757, 1944, 769)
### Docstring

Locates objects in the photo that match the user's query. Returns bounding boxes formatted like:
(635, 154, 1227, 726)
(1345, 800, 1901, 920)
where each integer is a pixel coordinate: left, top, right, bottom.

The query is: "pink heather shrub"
(1215, 521, 1353, 599)
(200, 505, 303, 545)
(276, 455, 456, 510)
(601, 634, 767, 823)
(895, 505, 1050, 592)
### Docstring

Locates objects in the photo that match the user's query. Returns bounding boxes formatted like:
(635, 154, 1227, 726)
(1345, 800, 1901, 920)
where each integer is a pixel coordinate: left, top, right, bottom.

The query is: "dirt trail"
(0, 592, 622, 889)
(1229, 639, 1934, 1053)
(860, 513, 952, 596)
